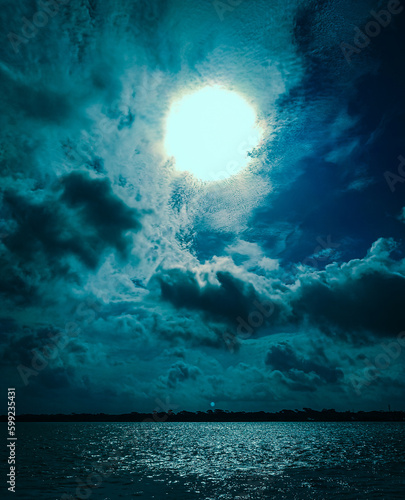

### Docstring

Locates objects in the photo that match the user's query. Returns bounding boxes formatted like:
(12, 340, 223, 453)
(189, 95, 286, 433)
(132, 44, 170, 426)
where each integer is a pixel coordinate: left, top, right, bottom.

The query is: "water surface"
(5, 422, 405, 499)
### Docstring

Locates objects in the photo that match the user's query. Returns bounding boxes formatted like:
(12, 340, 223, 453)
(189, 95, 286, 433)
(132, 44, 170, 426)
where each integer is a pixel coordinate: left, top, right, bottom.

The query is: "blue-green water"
(2, 422, 405, 499)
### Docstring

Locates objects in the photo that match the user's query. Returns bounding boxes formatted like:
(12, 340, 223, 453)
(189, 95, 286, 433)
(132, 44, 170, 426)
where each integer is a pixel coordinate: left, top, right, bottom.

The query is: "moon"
(165, 86, 262, 182)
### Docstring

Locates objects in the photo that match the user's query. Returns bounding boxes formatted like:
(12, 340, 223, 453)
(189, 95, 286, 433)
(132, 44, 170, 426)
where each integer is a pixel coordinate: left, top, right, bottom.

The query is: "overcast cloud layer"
(1, 0, 405, 413)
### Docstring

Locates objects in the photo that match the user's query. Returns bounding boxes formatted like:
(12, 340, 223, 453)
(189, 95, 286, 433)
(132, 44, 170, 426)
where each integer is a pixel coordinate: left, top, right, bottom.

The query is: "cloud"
(153, 237, 405, 344)
(165, 361, 202, 389)
(157, 267, 258, 322)
(1, 0, 405, 413)
(289, 238, 405, 339)
(265, 343, 343, 384)
(2, 172, 143, 275)
(0, 256, 38, 305)
(61, 172, 142, 257)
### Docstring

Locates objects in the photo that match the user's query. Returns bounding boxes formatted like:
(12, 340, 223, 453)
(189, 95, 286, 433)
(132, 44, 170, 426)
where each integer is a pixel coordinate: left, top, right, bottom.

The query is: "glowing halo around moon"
(165, 86, 262, 182)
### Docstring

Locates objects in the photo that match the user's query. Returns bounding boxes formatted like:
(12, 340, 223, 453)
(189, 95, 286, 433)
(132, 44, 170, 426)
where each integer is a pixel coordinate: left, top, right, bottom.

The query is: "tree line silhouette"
(2, 408, 404, 422)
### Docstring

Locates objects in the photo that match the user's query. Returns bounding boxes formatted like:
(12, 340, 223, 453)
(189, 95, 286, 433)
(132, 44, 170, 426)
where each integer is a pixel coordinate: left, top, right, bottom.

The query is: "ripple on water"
(4, 421, 405, 499)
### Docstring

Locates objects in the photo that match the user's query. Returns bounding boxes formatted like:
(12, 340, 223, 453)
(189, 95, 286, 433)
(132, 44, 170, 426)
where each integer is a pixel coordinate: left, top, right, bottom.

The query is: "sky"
(1, 0, 405, 414)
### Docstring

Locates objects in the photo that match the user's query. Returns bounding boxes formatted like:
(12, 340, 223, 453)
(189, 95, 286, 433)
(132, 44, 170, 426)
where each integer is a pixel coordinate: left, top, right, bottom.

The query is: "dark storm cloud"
(1, 0, 405, 414)
(61, 172, 142, 256)
(146, 304, 226, 349)
(37, 366, 71, 390)
(157, 268, 258, 321)
(166, 361, 202, 389)
(291, 269, 405, 338)
(0, 67, 73, 123)
(0, 257, 38, 305)
(0, 317, 17, 338)
(284, 239, 405, 340)
(249, 1, 405, 268)
(156, 238, 405, 342)
(265, 343, 343, 384)
(2, 172, 142, 272)
(3, 190, 97, 269)
(0, 324, 63, 367)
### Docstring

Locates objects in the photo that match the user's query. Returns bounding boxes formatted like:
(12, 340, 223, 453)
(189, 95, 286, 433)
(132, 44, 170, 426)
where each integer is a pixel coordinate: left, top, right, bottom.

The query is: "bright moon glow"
(165, 87, 262, 181)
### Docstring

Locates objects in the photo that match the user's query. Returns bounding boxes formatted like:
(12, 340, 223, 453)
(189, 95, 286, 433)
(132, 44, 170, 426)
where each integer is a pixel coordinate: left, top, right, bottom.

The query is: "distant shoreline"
(1, 409, 405, 423)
